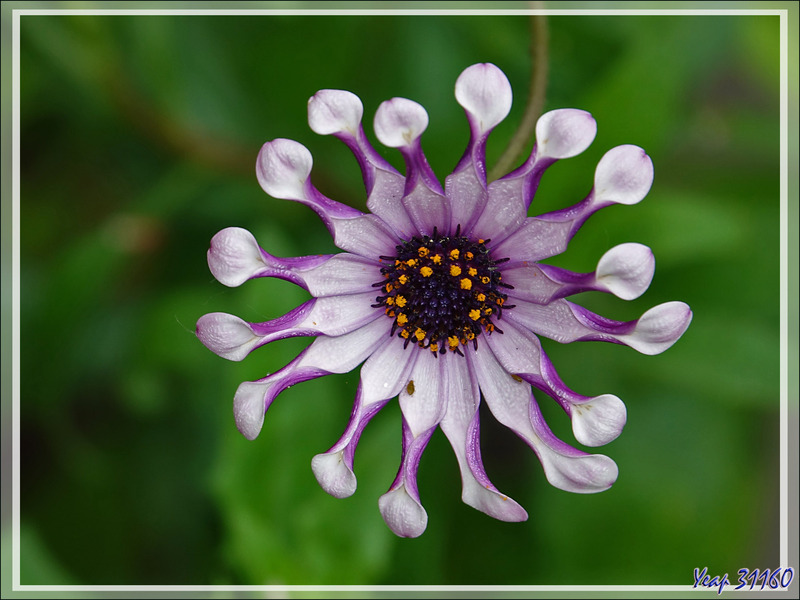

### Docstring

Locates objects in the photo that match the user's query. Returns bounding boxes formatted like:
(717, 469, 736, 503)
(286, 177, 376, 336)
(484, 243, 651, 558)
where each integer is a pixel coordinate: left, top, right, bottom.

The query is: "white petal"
(308, 89, 363, 135)
(297, 293, 380, 337)
(571, 394, 627, 447)
(360, 336, 418, 405)
(619, 301, 693, 355)
(374, 98, 429, 148)
(398, 350, 445, 438)
(593, 145, 654, 205)
(256, 139, 313, 200)
(196, 313, 260, 362)
(439, 354, 528, 522)
(299, 316, 391, 374)
(471, 345, 617, 493)
(233, 381, 269, 440)
(535, 447, 619, 493)
(207, 227, 267, 287)
(535, 109, 597, 159)
(595, 243, 655, 300)
(378, 485, 428, 538)
(311, 451, 357, 498)
(455, 63, 512, 133)
(301, 254, 381, 297)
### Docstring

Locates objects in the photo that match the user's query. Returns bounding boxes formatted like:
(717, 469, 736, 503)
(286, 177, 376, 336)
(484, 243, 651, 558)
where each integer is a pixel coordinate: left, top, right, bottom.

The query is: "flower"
(196, 63, 692, 538)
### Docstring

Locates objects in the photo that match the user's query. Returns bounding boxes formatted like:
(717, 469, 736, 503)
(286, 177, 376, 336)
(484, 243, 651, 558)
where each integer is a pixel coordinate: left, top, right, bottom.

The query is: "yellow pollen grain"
(468, 267, 477, 277)
(400, 329, 410, 338)
(497, 297, 504, 305)
(418, 247, 429, 257)
(465, 252, 474, 260)
(406, 259, 417, 267)
(449, 249, 460, 260)
(460, 278, 472, 290)
(450, 265, 462, 277)
(484, 307, 493, 315)
(448, 335, 460, 349)
(395, 295, 407, 307)
(469, 309, 481, 321)
(466, 331, 476, 340)
(385, 296, 395, 305)
(420, 266, 433, 278)
(477, 293, 486, 302)
(481, 276, 490, 284)
(385, 283, 393, 292)
(432, 254, 442, 264)
(478, 239, 485, 244)
(414, 328, 426, 341)
(396, 313, 408, 325)
(398, 274, 409, 285)
(429, 343, 439, 353)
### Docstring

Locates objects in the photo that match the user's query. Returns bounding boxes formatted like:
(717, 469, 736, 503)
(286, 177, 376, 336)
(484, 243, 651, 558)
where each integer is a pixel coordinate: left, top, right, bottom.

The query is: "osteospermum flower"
(197, 63, 692, 537)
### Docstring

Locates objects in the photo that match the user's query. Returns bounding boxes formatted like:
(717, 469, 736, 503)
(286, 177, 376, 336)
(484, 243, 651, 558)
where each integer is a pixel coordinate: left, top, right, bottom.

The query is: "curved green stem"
(489, 6, 549, 181)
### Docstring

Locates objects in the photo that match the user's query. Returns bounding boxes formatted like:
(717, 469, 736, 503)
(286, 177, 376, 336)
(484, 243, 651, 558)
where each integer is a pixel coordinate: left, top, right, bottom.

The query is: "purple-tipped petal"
(311, 451, 358, 499)
(308, 89, 363, 136)
(233, 381, 270, 441)
(398, 350, 446, 438)
(207, 227, 278, 288)
(528, 399, 619, 492)
(594, 243, 655, 300)
(295, 254, 382, 297)
(455, 63, 513, 134)
(309, 90, 417, 238)
(571, 394, 627, 447)
(493, 146, 652, 262)
(594, 145, 654, 206)
(256, 139, 399, 258)
(447, 64, 513, 233)
(256, 138, 317, 201)
(535, 109, 597, 160)
(618, 301, 693, 355)
(469, 344, 617, 493)
(378, 481, 428, 538)
(470, 110, 594, 244)
(483, 320, 627, 446)
(374, 97, 430, 149)
(207, 227, 383, 296)
(439, 353, 528, 521)
(232, 317, 392, 440)
(506, 299, 692, 355)
(312, 336, 417, 498)
(197, 293, 381, 361)
(379, 420, 433, 538)
(502, 242, 655, 304)
(375, 98, 450, 235)
(196, 313, 264, 362)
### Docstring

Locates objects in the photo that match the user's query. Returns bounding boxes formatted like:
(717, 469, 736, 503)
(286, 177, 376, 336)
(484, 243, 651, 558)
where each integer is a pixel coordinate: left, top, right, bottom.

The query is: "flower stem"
(489, 6, 549, 182)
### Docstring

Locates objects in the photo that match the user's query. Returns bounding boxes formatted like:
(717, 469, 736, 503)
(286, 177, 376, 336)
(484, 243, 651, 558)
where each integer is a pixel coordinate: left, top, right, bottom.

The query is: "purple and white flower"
(197, 63, 692, 538)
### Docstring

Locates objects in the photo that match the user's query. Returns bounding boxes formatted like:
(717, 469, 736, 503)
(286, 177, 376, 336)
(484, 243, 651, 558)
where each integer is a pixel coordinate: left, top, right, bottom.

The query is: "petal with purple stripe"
(232, 317, 392, 440)
(256, 139, 399, 258)
(311, 335, 418, 498)
(438, 352, 528, 521)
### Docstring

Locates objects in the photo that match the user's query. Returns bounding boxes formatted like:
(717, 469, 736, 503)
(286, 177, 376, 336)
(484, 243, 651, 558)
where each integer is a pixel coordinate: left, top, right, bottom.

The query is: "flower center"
(373, 226, 514, 356)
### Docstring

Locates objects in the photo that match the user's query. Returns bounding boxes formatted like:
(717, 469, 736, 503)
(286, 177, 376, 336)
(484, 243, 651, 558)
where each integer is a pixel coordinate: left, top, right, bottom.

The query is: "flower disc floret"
(373, 226, 512, 355)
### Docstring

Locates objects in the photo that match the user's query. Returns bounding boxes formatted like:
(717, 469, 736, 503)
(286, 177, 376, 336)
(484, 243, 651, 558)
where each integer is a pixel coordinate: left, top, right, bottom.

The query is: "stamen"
(372, 228, 512, 355)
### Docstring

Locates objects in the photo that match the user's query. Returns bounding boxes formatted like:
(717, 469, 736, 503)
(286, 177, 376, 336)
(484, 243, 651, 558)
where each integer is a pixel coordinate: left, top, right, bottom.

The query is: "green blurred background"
(8, 2, 797, 589)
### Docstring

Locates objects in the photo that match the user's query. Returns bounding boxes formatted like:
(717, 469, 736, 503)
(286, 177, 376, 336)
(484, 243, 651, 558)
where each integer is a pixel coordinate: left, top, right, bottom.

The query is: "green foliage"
(17, 9, 785, 587)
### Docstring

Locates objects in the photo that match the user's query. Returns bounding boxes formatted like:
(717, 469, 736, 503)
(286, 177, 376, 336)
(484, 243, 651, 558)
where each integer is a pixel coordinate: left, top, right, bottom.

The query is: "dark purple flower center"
(373, 226, 514, 356)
